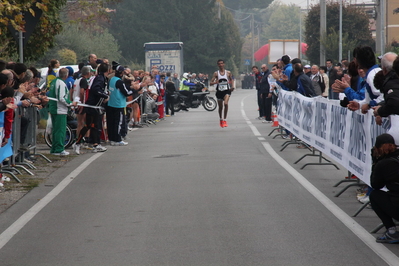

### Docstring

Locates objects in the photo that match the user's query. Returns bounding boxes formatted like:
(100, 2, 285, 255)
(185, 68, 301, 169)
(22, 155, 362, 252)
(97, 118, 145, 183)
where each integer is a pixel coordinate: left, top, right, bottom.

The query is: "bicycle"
(44, 112, 77, 149)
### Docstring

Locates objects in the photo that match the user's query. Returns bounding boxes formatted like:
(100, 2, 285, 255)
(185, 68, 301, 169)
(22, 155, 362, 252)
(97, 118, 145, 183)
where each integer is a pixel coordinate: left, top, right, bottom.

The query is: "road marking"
(0, 153, 104, 250)
(240, 94, 399, 266)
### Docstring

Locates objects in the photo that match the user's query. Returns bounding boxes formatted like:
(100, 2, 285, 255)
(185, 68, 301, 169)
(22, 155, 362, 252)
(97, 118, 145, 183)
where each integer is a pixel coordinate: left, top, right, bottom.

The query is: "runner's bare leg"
(223, 94, 230, 119)
(218, 99, 224, 119)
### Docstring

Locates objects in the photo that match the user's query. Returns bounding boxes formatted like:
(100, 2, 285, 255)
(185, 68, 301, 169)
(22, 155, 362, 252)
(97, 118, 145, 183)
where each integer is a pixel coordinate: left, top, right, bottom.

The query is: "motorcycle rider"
(179, 73, 196, 110)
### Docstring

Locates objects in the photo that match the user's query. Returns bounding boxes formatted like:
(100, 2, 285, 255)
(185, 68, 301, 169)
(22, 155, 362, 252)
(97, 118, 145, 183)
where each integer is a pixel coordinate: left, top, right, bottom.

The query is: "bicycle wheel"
(44, 124, 73, 149)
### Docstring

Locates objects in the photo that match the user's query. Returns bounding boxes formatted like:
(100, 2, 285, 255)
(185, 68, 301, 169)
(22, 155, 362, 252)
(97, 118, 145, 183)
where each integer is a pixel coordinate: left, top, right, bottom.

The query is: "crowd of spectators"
(0, 54, 212, 187)
(254, 46, 399, 244)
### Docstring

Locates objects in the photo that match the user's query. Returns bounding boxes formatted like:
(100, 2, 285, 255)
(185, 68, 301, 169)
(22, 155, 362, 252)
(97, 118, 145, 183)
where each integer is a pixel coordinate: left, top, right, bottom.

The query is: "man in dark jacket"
(373, 52, 399, 121)
(252, 65, 263, 119)
(293, 63, 316, 97)
(73, 62, 109, 154)
(260, 64, 272, 122)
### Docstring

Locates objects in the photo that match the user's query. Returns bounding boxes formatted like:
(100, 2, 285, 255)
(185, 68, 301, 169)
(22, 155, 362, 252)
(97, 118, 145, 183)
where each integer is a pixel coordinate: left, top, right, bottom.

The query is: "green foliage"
(37, 24, 122, 66)
(320, 28, 358, 63)
(261, 3, 302, 41)
(0, 0, 119, 62)
(304, 2, 375, 64)
(0, 0, 67, 61)
(110, 0, 242, 74)
(57, 48, 77, 65)
(223, 0, 272, 10)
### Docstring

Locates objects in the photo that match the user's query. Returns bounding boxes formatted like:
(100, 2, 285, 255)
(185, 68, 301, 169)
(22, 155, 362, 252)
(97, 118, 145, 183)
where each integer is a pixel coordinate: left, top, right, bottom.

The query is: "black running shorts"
(216, 90, 231, 100)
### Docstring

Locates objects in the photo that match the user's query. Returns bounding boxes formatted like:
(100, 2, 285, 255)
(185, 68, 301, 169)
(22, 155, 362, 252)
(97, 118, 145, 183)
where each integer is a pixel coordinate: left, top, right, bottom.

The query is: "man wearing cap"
(304, 65, 311, 77)
(369, 133, 399, 244)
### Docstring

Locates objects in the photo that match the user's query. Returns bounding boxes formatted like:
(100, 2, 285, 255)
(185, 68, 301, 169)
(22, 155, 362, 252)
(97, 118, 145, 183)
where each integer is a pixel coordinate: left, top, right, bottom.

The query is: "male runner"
(210, 59, 234, 127)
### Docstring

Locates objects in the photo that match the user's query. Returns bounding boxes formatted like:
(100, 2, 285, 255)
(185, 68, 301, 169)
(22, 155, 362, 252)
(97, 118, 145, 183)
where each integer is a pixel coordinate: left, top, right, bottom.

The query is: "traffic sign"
(244, 59, 251, 65)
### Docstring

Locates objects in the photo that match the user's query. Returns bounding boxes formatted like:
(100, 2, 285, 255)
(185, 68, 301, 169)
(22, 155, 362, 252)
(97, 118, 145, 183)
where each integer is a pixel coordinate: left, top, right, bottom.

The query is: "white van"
(38, 65, 79, 89)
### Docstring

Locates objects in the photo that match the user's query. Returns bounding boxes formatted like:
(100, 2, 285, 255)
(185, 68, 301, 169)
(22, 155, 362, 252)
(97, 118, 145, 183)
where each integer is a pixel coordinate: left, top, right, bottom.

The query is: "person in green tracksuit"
(48, 68, 76, 155)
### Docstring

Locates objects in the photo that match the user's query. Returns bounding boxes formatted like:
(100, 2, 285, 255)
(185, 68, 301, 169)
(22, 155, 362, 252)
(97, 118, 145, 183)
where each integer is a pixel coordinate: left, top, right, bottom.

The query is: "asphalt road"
(0, 89, 398, 266)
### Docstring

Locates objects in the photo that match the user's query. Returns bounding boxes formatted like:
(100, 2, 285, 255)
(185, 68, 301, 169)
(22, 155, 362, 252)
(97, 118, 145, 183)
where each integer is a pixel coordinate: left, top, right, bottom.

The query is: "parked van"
(38, 65, 79, 89)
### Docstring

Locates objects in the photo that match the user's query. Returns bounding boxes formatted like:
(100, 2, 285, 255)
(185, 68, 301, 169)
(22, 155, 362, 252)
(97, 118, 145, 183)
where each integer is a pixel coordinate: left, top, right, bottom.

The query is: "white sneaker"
(358, 195, 370, 204)
(72, 143, 81, 155)
(111, 141, 128, 146)
(93, 144, 107, 152)
(51, 150, 70, 156)
(1, 176, 10, 182)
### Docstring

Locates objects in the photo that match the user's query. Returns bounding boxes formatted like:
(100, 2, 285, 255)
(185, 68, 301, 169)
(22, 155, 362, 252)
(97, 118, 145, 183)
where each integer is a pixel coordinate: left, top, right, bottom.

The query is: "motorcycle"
(173, 82, 217, 112)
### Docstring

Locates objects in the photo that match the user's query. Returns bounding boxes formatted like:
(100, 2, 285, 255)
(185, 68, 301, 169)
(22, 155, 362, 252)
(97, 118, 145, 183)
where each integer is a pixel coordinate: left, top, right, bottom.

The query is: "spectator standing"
(165, 76, 176, 116)
(48, 68, 75, 155)
(310, 65, 324, 96)
(326, 59, 340, 99)
(319, 66, 329, 98)
(260, 64, 272, 122)
(304, 65, 311, 77)
(277, 55, 293, 90)
(73, 63, 109, 154)
(65, 66, 75, 91)
(71, 66, 92, 152)
(106, 65, 133, 146)
(252, 66, 263, 120)
(291, 63, 316, 97)
(47, 59, 60, 90)
(88, 54, 98, 69)
(172, 73, 180, 91)
(372, 53, 399, 119)
(348, 46, 382, 113)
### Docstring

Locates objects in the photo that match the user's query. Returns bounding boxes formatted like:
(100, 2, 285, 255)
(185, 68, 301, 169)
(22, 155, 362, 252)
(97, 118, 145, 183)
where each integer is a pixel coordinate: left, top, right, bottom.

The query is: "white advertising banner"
(277, 90, 395, 186)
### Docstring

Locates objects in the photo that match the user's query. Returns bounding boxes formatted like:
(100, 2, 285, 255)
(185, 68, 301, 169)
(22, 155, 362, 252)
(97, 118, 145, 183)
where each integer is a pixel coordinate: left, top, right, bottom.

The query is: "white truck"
(144, 42, 184, 75)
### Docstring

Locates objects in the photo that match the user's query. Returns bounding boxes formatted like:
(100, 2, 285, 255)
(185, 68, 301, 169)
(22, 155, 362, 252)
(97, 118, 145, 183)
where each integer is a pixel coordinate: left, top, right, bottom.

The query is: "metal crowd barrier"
(1, 106, 51, 183)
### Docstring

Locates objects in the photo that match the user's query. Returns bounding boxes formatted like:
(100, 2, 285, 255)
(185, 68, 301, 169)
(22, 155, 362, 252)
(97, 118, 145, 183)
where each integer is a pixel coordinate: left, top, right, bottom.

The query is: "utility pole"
(376, 0, 385, 55)
(339, 0, 342, 62)
(299, 7, 302, 60)
(380, 0, 385, 55)
(320, 0, 327, 65)
(251, 14, 255, 66)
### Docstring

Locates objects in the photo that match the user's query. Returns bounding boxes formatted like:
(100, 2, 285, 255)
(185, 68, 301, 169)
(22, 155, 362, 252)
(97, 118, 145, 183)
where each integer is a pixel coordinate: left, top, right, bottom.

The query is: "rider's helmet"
(183, 73, 189, 79)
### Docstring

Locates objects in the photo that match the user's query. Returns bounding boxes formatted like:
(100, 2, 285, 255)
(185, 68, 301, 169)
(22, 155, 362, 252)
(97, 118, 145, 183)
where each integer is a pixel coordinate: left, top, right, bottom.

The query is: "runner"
(210, 59, 234, 128)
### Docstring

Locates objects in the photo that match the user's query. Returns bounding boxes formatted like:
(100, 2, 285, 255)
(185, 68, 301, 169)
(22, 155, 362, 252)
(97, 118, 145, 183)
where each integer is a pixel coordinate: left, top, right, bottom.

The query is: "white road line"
(240, 94, 399, 266)
(0, 153, 104, 250)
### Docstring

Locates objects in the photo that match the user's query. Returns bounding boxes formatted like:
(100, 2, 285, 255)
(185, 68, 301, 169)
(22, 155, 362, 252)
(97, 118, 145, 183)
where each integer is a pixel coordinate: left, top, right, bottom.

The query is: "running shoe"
(72, 143, 81, 155)
(51, 150, 70, 156)
(110, 141, 128, 146)
(1, 175, 11, 182)
(220, 120, 223, 128)
(93, 145, 107, 152)
(223, 120, 228, 127)
(376, 231, 399, 244)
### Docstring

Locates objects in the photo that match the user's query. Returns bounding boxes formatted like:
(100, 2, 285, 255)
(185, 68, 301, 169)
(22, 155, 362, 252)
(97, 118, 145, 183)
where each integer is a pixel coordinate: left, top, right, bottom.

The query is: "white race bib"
(218, 81, 228, 91)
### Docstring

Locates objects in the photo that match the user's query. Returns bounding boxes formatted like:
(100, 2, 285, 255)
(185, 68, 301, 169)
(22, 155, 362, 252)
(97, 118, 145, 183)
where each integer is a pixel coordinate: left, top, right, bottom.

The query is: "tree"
(0, 0, 66, 61)
(0, 0, 118, 62)
(260, 3, 302, 41)
(36, 23, 122, 66)
(57, 48, 77, 65)
(304, 2, 375, 64)
(109, 0, 242, 75)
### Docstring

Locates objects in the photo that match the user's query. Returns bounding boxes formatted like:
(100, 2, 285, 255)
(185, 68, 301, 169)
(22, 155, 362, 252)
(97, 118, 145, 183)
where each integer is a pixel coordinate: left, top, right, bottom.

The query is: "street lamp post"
(339, 0, 343, 62)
